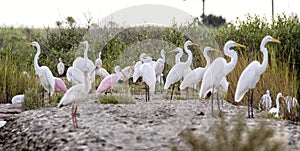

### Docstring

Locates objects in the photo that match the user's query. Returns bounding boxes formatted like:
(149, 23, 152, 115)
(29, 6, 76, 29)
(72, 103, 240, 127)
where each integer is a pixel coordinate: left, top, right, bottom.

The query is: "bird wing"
(235, 61, 261, 102)
(199, 58, 226, 98)
(133, 61, 142, 82)
(164, 63, 185, 89)
(180, 67, 205, 90)
(97, 74, 119, 93)
(141, 64, 156, 94)
(41, 66, 55, 96)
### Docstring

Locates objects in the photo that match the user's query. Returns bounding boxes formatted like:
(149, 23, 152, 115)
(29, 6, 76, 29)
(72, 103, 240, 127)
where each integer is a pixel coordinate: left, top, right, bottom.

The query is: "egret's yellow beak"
(27, 42, 33, 45)
(192, 42, 198, 46)
(143, 54, 150, 59)
(168, 49, 178, 53)
(235, 43, 246, 48)
(271, 38, 281, 44)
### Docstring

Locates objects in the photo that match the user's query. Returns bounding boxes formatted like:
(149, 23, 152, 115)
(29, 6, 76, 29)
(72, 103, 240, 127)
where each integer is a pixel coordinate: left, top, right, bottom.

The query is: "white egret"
(285, 96, 299, 113)
(199, 40, 246, 116)
(11, 94, 25, 104)
(260, 90, 272, 110)
(164, 41, 196, 100)
(133, 53, 156, 101)
(57, 58, 65, 76)
(95, 51, 103, 67)
(28, 42, 55, 97)
(57, 68, 91, 128)
(153, 50, 166, 86)
(235, 36, 280, 118)
(180, 47, 215, 90)
(73, 41, 96, 83)
(269, 92, 283, 117)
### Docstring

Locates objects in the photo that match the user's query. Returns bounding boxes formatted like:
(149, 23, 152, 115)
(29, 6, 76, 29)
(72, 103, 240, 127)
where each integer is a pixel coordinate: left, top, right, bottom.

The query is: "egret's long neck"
(34, 45, 41, 72)
(84, 71, 90, 92)
(98, 51, 102, 59)
(161, 51, 165, 61)
(276, 96, 280, 110)
(225, 49, 238, 74)
(259, 45, 268, 74)
(84, 42, 89, 60)
(184, 44, 193, 65)
(175, 50, 183, 64)
(203, 50, 210, 69)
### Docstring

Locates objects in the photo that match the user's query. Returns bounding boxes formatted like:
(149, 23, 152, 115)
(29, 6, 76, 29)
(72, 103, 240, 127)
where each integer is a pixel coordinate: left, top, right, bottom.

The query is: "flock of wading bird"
(8, 35, 299, 129)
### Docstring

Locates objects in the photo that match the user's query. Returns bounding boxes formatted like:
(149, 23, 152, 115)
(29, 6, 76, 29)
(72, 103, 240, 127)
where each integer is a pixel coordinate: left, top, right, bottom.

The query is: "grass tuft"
(177, 114, 286, 151)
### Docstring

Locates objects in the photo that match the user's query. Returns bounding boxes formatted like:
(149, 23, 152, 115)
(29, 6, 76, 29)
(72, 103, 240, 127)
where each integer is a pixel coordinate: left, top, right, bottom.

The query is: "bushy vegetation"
(174, 114, 286, 151)
(97, 94, 136, 104)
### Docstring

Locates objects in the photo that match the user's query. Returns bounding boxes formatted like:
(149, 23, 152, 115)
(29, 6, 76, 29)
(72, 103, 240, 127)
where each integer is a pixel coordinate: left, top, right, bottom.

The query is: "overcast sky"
(0, 0, 299, 27)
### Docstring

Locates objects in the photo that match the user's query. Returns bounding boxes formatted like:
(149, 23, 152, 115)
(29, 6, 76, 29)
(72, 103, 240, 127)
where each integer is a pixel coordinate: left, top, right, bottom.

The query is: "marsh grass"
(97, 94, 136, 104)
(175, 114, 286, 151)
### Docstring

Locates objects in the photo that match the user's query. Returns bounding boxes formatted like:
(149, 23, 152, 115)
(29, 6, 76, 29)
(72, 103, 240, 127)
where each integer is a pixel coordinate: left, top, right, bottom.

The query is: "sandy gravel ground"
(0, 92, 299, 150)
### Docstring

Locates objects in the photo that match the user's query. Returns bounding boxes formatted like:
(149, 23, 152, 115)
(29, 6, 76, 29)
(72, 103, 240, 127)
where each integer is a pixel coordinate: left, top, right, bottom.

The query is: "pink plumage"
(96, 74, 119, 93)
(96, 66, 122, 93)
(54, 77, 68, 93)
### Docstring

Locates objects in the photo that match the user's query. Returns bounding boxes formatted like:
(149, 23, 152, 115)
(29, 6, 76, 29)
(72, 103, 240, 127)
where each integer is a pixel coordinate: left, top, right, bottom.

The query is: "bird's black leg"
(217, 89, 220, 112)
(247, 90, 250, 118)
(42, 88, 45, 105)
(185, 88, 189, 99)
(170, 84, 175, 100)
(145, 83, 148, 102)
(148, 85, 150, 101)
(211, 85, 214, 117)
(160, 75, 163, 93)
(251, 89, 254, 118)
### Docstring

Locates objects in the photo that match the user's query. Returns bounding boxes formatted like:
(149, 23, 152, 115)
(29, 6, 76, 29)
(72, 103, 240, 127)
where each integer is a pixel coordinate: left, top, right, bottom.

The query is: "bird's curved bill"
(271, 38, 281, 43)
(26, 42, 33, 45)
(236, 43, 246, 48)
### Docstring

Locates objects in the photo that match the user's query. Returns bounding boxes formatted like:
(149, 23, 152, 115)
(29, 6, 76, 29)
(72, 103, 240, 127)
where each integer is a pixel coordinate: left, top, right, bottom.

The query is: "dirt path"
(0, 93, 299, 150)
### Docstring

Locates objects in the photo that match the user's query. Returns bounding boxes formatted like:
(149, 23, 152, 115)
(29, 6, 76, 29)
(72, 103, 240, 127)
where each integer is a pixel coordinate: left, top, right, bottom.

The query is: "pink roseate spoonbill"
(95, 51, 103, 67)
(133, 53, 156, 101)
(11, 94, 25, 104)
(200, 41, 246, 117)
(269, 92, 284, 117)
(235, 36, 280, 118)
(164, 41, 196, 100)
(73, 41, 96, 83)
(54, 77, 68, 93)
(96, 65, 123, 94)
(180, 47, 216, 90)
(57, 58, 65, 76)
(57, 69, 91, 128)
(28, 42, 55, 98)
